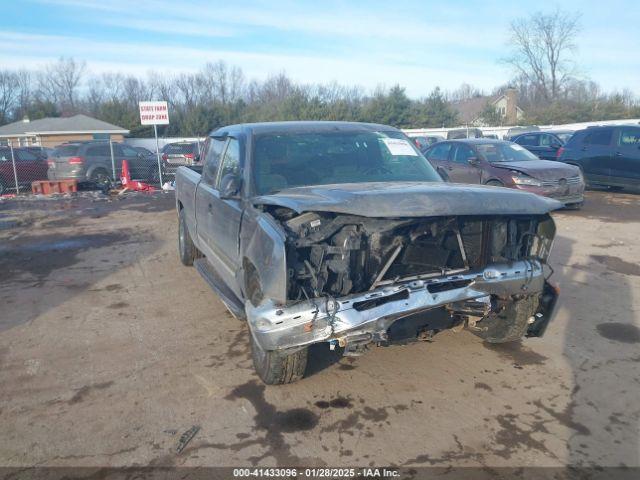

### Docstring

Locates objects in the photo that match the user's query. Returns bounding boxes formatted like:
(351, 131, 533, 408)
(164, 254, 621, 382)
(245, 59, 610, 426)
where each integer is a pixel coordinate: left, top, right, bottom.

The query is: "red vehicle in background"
(0, 147, 49, 195)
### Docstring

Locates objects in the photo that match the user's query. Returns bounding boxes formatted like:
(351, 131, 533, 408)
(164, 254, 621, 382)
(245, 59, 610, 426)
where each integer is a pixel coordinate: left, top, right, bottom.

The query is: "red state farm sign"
(139, 101, 170, 125)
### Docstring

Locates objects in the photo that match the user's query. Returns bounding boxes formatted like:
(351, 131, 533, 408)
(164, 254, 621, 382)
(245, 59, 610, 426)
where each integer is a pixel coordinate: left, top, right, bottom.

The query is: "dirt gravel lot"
(0, 190, 639, 471)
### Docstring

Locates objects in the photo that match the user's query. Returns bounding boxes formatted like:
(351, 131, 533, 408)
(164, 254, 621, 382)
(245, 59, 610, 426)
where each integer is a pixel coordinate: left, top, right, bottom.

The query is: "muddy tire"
(475, 295, 540, 343)
(250, 332, 308, 385)
(178, 208, 199, 266)
(90, 169, 112, 190)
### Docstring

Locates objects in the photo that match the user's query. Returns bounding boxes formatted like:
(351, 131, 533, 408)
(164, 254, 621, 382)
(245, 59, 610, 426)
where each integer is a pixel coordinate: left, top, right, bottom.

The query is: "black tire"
(90, 169, 112, 190)
(485, 180, 504, 187)
(474, 295, 540, 343)
(244, 261, 264, 307)
(178, 208, 199, 266)
(564, 201, 583, 210)
(250, 331, 308, 385)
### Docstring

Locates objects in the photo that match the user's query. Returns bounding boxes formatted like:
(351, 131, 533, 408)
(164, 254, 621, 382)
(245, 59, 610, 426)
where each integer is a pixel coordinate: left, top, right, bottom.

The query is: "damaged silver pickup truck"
(175, 121, 560, 384)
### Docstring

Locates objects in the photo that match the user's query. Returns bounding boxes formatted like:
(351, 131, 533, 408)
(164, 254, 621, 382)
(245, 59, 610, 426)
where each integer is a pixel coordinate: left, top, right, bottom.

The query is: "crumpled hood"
(491, 160, 579, 181)
(253, 182, 562, 217)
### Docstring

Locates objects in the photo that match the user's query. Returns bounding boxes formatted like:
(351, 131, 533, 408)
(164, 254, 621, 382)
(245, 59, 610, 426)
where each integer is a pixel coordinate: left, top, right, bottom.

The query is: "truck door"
(196, 136, 243, 292)
(195, 137, 226, 260)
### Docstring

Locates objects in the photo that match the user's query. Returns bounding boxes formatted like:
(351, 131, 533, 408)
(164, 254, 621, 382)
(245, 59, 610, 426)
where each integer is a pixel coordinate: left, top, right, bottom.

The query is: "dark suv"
(557, 125, 640, 190)
(512, 131, 574, 160)
(423, 139, 584, 208)
(48, 141, 156, 188)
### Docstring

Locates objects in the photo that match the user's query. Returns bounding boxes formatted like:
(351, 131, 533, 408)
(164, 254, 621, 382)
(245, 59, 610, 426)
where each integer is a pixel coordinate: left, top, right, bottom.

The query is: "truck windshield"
(253, 130, 442, 194)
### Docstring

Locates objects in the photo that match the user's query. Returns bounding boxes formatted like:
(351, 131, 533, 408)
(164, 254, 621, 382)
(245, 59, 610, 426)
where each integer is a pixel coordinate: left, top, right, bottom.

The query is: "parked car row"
(413, 124, 639, 198)
(0, 140, 202, 194)
(423, 139, 585, 208)
(47, 140, 201, 188)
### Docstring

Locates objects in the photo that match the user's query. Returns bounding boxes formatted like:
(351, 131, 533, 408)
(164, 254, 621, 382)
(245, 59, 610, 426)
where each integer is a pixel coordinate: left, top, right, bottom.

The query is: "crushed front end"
(247, 208, 558, 355)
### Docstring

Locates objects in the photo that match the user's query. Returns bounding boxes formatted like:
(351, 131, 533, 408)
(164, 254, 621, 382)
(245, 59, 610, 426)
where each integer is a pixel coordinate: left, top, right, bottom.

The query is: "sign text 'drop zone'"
(139, 101, 170, 125)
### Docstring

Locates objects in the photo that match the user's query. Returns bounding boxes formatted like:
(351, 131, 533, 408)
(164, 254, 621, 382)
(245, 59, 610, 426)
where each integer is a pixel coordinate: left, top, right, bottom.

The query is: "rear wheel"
(178, 208, 199, 266)
(90, 169, 112, 190)
(250, 331, 308, 385)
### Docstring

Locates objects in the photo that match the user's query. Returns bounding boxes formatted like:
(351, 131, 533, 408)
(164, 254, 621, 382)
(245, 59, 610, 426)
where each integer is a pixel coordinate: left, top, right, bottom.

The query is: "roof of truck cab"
(209, 121, 398, 137)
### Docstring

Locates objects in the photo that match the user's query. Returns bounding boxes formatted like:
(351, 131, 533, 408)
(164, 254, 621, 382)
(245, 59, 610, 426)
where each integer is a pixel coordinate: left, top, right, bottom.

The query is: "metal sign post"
(154, 124, 163, 186)
(9, 141, 19, 195)
(139, 101, 170, 187)
(109, 136, 116, 181)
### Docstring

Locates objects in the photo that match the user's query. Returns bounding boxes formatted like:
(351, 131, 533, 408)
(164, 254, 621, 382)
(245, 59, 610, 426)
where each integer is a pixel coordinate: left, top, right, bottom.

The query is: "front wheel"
(474, 295, 540, 343)
(250, 331, 308, 385)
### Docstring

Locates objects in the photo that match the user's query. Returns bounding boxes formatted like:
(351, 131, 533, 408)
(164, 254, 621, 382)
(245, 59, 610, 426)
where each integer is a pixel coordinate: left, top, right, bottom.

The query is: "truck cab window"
(216, 138, 241, 188)
(202, 138, 227, 186)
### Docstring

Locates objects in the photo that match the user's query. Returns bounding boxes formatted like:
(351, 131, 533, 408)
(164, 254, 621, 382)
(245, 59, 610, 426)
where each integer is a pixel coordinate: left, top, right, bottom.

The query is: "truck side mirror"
(220, 173, 242, 199)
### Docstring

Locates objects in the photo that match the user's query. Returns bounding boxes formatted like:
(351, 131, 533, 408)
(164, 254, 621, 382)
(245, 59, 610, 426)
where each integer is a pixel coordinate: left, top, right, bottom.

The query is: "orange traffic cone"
(121, 159, 131, 186)
(119, 158, 156, 192)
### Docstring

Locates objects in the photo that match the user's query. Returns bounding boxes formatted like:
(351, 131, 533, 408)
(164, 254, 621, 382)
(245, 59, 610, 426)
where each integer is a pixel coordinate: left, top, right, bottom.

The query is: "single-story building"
(0, 114, 129, 148)
(451, 88, 524, 126)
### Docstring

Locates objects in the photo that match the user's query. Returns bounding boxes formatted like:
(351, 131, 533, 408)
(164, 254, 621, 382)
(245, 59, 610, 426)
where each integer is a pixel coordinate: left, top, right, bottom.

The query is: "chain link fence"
(0, 137, 203, 196)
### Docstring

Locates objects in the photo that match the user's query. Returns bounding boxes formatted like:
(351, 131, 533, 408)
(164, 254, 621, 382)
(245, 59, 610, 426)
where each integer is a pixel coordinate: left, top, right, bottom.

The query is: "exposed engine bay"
(268, 208, 553, 302)
(241, 207, 557, 353)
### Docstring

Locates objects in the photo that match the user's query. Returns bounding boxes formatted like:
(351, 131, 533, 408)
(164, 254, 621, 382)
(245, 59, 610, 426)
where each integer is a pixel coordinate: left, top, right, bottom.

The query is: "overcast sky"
(1, 0, 638, 97)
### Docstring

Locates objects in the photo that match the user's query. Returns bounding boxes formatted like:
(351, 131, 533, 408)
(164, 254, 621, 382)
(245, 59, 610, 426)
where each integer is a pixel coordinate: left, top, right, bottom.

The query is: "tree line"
(0, 10, 638, 136)
(0, 59, 458, 137)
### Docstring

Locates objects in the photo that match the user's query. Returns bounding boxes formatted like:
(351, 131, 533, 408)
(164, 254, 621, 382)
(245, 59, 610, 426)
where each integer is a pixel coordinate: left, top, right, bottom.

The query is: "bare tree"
(37, 57, 86, 112)
(14, 70, 32, 120)
(504, 9, 580, 102)
(447, 83, 482, 102)
(201, 61, 245, 105)
(0, 70, 19, 123)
